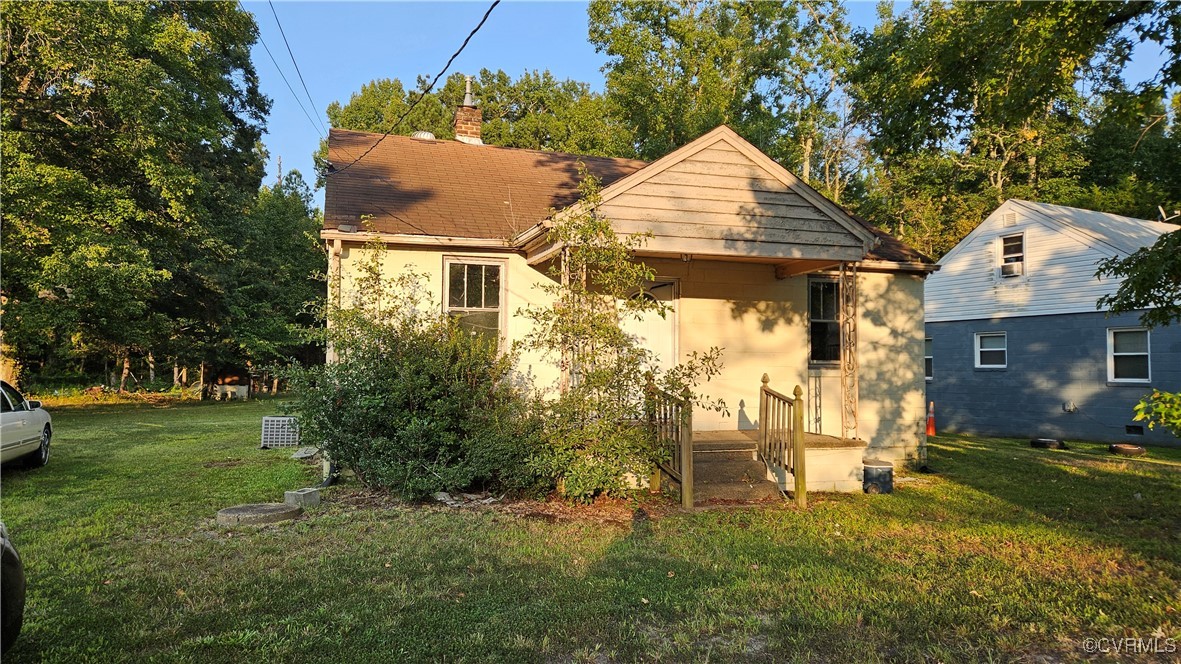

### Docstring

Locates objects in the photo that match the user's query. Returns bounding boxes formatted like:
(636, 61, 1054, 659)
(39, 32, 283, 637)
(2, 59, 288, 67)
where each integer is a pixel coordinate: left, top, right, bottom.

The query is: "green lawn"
(2, 401, 1179, 662)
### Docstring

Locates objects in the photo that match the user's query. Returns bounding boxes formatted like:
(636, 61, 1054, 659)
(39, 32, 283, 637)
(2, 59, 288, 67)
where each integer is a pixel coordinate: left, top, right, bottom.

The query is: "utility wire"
(267, 0, 330, 137)
(328, 0, 501, 177)
(238, 0, 324, 140)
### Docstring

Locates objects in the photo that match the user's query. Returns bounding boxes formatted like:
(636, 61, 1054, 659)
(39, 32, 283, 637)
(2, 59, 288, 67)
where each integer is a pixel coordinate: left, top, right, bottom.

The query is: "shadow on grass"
(914, 434, 1181, 564)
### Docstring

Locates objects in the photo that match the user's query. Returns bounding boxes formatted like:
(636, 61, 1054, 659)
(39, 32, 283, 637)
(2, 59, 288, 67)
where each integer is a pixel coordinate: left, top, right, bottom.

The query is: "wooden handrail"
(645, 378, 694, 509)
(757, 374, 807, 509)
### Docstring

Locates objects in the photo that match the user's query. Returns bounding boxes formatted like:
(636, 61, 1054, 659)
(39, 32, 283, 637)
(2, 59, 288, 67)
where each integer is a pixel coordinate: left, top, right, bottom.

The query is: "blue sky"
(241, 1, 1168, 209)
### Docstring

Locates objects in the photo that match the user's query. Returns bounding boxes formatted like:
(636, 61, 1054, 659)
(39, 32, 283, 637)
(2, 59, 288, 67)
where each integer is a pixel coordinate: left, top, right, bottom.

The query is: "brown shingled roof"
(324, 128, 647, 239)
(323, 127, 931, 267)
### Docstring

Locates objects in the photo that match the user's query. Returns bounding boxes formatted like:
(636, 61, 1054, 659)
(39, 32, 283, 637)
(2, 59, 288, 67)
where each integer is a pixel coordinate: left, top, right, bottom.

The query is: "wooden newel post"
(759, 373, 769, 457)
(680, 387, 694, 509)
(792, 384, 807, 509)
(645, 372, 660, 493)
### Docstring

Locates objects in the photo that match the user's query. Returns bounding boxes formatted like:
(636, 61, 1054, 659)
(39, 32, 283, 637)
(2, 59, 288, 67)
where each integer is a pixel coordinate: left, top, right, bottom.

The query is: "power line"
(266, 0, 329, 137)
(238, 0, 324, 140)
(328, 0, 501, 177)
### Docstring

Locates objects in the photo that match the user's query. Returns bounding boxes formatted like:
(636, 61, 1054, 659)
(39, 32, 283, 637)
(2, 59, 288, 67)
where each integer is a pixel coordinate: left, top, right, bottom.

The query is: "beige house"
(323, 109, 936, 486)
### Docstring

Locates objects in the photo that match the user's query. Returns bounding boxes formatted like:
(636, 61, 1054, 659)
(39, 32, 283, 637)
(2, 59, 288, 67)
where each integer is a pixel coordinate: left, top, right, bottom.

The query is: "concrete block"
(285, 487, 320, 507)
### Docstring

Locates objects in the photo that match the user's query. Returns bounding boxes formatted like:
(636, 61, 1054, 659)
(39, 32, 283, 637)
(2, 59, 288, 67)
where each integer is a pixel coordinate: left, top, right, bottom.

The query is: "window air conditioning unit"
(1000, 262, 1023, 278)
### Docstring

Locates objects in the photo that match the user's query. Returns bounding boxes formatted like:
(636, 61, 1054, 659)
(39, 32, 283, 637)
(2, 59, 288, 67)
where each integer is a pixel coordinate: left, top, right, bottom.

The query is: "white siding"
(926, 200, 1130, 322)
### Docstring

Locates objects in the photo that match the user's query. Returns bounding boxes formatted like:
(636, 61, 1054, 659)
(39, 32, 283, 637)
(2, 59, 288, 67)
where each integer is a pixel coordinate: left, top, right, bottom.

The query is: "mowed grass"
(2, 401, 1179, 663)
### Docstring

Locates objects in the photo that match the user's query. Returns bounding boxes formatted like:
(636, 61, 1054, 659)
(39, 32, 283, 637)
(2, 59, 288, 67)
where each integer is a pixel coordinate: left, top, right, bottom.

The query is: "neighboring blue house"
(924, 199, 1180, 445)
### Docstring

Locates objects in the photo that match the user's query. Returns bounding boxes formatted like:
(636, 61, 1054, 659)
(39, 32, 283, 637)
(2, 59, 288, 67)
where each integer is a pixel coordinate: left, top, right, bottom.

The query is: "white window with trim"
(808, 279, 840, 364)
(924, 338, 933, 380)
(445, 258, 504, 343)
(999, 233, 1024, 277)
(974, 332, 1007, 368)
(1108, 328, 1150, 383)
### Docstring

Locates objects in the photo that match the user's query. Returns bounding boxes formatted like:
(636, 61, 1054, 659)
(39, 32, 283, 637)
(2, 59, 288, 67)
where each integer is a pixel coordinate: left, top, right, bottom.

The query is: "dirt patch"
(203, 459, 244, 469)
(492, 495, 674, 527)
(321, 485, 679, 526)
(329, 487, 404, 511)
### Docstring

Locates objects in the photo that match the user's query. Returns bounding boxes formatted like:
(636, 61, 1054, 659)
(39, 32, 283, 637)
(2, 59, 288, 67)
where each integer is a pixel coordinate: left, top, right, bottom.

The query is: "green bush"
(287, 257, 547, 501)
(1134, 390, 1181, 437)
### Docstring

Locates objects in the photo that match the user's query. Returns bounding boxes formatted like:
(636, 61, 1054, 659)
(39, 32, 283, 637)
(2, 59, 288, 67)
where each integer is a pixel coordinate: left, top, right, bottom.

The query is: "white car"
(0, 381, 51, 468)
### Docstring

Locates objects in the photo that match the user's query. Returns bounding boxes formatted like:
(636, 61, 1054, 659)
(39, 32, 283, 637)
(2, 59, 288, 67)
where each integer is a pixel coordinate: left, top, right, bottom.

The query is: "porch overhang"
(518, 235, 867, 268)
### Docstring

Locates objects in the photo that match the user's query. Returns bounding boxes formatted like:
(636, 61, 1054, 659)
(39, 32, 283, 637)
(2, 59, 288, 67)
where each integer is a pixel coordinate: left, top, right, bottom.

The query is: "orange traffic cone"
(926, 401, 936, 436)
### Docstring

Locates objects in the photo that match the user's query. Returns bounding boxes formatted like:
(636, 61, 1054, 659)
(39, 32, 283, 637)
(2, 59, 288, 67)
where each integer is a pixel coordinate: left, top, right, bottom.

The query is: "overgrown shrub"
(286, 248, 547, 500)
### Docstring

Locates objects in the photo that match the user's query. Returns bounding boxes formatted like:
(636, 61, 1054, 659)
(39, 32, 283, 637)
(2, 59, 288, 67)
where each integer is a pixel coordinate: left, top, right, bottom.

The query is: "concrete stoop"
(690, 432, 782, 505)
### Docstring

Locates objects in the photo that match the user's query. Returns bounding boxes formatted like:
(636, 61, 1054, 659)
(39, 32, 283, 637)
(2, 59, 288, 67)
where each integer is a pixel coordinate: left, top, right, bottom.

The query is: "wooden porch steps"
(689, 430, 781, 505)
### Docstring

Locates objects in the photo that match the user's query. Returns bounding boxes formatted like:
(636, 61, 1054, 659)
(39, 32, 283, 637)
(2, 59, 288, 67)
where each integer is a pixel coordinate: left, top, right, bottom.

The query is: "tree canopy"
(589, 0, 862, 201)
(846, 0, 1181, 256)
(2, 1, 323, 388)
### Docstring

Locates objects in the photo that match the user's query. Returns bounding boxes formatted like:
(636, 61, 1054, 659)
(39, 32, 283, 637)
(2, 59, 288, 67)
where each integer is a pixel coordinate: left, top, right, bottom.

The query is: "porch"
(693, 430, 869, 499)
(650, 376, 875, 508)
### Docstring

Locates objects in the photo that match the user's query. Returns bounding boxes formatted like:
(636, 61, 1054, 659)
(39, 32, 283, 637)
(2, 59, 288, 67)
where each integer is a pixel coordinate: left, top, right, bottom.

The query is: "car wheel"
(0, 528, 25, 654)
(24, 426, 50, 468)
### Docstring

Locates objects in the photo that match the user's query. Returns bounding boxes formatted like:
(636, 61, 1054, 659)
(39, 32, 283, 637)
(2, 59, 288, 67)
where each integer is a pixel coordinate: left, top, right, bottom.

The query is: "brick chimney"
(453, 75, 482, 145)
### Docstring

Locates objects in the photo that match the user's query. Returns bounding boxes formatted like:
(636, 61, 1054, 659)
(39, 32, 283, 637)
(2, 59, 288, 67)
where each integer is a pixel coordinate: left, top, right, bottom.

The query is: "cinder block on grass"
(285, 487, 320, 507)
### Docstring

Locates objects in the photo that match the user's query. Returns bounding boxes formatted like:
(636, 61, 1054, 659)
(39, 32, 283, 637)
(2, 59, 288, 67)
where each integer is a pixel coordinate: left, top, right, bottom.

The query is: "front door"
(620, 280, 678, 372)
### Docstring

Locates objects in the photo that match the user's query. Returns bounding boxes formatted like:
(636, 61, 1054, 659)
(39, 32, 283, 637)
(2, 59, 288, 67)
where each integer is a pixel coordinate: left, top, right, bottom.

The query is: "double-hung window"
(975, 332, 1007, 368)
(999, 233, 1024, 277)
(445, 259, 504, 344)
(809, 279, 840, 364)
(1108, 328, 1150, 383)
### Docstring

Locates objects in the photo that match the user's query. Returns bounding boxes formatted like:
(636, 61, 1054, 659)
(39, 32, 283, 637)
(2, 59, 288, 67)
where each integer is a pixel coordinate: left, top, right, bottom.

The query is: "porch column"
(839, 262, 859, 440)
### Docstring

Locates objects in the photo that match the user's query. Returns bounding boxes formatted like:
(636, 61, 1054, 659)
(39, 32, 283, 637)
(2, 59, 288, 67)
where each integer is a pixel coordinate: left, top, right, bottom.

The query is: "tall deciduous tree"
(223, 170, 325, 366)
(1, 1, 278, 384)
(588, 0, 860, 200)
(847, 0, 1181, 256)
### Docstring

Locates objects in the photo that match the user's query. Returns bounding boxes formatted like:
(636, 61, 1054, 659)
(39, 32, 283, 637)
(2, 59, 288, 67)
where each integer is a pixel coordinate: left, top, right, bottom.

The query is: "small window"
(975, 332, 1007, 368)
(809, 280, 840, 364)
(924, 338, 933, 380)
(445, 260, 503, 343)
(999, 233, 1024, 277)
(1108, 328, 1150, 382)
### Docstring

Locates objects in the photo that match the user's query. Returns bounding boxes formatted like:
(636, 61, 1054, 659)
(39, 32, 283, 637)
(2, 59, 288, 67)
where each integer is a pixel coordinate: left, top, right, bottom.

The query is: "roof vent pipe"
(463, 75, 475, 107)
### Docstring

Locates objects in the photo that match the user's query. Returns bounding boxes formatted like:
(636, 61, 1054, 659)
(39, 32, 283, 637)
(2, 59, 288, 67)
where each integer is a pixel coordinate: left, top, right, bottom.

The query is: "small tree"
(286, 241, 545, 499)
(519, 169, 724, 501)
